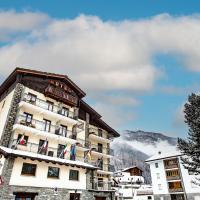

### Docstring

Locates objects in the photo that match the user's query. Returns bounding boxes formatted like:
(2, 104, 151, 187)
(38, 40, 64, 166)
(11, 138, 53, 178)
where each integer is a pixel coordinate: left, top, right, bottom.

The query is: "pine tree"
(178, 93, 200, 185)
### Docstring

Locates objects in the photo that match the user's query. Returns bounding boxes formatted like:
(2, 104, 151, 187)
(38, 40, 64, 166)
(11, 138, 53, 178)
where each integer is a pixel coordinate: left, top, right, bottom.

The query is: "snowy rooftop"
(145, 150, 182, 162)
(0, 146, 97, 169)
(122, 166, 143, 172)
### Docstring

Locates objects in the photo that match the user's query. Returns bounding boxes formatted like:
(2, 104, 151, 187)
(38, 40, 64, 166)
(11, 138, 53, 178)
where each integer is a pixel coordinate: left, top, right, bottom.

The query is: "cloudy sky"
(0, 0, 200, 137)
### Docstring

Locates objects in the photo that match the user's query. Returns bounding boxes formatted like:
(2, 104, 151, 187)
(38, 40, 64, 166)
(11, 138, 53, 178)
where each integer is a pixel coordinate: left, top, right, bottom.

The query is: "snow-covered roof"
(145, 151, 182, 162)
(0, 146, 97, 169)
(122, 166, 143, 172)
(136, 185, 153, 195)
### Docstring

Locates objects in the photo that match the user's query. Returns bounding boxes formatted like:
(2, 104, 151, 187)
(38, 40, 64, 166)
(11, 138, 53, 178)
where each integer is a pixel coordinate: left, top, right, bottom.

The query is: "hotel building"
(0, 68, 120, 200)
(146, 151, 200, 200)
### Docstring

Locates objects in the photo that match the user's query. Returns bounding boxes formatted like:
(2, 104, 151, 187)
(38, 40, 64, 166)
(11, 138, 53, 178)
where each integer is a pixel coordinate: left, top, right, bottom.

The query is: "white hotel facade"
(146, 151, 200, 200)
(0, 68, 120, 200)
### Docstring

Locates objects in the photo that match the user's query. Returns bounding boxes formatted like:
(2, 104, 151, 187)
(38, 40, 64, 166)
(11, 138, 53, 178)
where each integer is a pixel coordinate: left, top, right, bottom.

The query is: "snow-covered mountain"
(111, 130, 177, 183)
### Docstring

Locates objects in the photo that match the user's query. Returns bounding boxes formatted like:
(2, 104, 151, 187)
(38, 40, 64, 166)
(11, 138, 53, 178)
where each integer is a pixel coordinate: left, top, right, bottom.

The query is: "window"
(158, 184, 162, 190)
(69, 170, 79, 181)
(24, 113, 33, 124)
(98, 177, 103, 188)
(70, 193, 80, 200)
(38, 139, 48, 155)
(47, 100, 54, 111)
(59, 125, 68, 137)
(47, 167, 60, 179)
(21, 163, 37, 176)
(43, 119, 51, 132)
(14, 192, 38, 200)
(98, 129, 103, 137)
(155, 163, 159, 168)
(148, 196, 152, 200)
(28, 93, 37, 103)
(17, 134, 29, 146)
(98, 143, 103, 153)
(97, 158, 103, 170)
(59, 107, 69, 117)
(156, 173, 160, 179)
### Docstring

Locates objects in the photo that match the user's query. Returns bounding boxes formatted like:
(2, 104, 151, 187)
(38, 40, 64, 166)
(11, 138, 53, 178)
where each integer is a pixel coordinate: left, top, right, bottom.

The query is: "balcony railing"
(10, 139, 85, 162)
(89, 127, 113, 140)
(22, 93, 77, 119)
(164, 164, 179, 169)
(89, 144, 114, 156)
(15, 115, 87, 147)
(93, 179, 112, 191)
(168, 188, 183, 193)
(166, 175, 181, 181)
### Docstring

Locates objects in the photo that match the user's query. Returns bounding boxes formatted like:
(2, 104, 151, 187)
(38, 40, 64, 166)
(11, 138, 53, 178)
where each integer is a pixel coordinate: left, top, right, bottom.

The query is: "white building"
(146, 151, 200, 200)
(113, 166, 153, 200)
(0, 68, 120, 200)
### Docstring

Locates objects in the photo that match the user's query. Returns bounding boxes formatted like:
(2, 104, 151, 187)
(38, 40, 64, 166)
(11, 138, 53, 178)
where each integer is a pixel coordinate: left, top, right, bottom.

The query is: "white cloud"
(93, 102, 136, 127)
(1, 11, 200, 129)
(112, 137, 177, 156)
(0, 12, 200, 93)
(0, 10, 50, 41)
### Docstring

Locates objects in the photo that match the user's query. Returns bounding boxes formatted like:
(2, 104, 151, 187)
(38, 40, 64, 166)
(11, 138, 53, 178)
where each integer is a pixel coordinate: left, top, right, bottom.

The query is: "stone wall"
(0, 83, 24, 147)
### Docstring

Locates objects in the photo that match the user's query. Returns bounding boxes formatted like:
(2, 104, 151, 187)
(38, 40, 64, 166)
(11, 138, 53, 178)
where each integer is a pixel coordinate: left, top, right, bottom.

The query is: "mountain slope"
(111, 130, 177, 183)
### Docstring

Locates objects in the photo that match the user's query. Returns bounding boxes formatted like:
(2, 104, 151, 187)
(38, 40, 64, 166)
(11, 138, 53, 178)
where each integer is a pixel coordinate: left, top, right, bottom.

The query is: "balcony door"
(43, 119, 51, 132)
(38, 139, 48, 155)
(57, 144, 65, 158)
(24, 113, 33, 125)
(98, 143, 103, 153)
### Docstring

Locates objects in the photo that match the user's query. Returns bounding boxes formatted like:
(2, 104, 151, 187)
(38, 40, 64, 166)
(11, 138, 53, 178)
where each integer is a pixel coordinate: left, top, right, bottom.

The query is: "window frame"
(47, 166, 60, 179)
(46, 100, 54, 112)
(43, 119, 51, 132)
(24, 112, 33, 124)
(21, 163, 37, 176)
(69, 170, 79, 181)
(17, 134, 29, 146)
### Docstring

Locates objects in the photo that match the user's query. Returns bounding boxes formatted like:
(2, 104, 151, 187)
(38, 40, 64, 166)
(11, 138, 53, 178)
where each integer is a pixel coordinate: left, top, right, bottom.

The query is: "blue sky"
(0, 1, 200, 137)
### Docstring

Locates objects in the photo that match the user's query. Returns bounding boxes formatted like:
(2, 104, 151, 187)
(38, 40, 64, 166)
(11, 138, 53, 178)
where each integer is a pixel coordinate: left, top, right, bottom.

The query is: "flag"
(42, 138, 48, 150)
(70, 144, 76, 161)
(87, 149, 92, 160)
(63, 144, 68, 155)
(19, 134, 25, 145)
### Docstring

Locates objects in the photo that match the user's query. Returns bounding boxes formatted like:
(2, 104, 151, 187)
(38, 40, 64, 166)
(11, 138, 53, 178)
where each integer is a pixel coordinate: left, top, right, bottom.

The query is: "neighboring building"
(112, 166, 153, 200)
(0, 68, 120, 200)
(146, 151, 200, 200)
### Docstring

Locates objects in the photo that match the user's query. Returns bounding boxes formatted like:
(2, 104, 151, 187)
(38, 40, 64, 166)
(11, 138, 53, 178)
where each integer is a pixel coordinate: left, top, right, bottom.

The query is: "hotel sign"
(45, 80, 78, 106)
